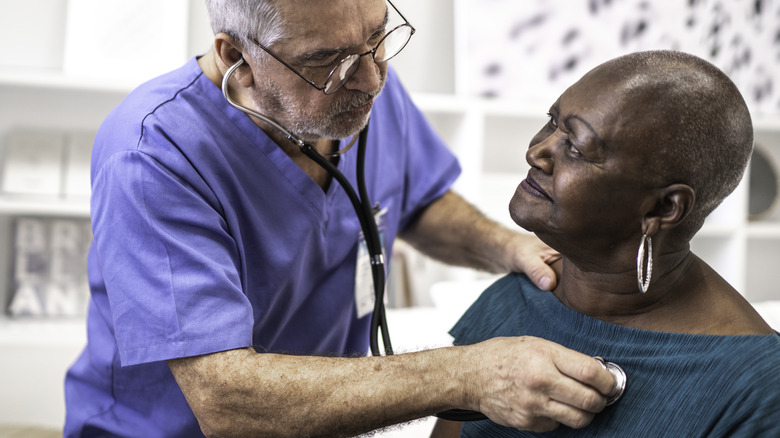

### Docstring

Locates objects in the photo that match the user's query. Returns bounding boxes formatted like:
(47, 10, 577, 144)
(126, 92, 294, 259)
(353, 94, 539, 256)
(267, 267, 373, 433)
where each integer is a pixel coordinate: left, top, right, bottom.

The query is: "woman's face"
(509, 68, 658, 255)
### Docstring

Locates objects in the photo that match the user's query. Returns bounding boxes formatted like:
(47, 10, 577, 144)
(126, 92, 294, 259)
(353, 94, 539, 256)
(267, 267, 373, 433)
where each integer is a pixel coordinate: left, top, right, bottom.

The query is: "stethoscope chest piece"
(594, 357, 627, 405)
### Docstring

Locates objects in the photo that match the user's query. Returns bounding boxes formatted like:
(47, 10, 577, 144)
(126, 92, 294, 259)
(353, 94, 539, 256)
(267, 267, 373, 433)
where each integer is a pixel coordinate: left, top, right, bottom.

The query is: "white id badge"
(354, 206, 387, 319)
(354, 239, 375, 318)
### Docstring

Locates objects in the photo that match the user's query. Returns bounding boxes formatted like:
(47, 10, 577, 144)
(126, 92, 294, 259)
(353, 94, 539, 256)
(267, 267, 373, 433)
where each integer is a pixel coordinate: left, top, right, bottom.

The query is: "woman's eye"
(567, 141, 581, 156)
(546, 112, 559, 129)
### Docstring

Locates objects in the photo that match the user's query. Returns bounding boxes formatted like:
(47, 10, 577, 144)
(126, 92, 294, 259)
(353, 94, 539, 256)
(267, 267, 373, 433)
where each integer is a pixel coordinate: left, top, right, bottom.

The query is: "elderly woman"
(433, 50, 780, 437)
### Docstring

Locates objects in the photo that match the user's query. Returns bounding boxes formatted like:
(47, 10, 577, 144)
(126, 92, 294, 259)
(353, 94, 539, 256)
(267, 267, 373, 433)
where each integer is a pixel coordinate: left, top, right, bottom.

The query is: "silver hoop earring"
(637, 234, 653, 293)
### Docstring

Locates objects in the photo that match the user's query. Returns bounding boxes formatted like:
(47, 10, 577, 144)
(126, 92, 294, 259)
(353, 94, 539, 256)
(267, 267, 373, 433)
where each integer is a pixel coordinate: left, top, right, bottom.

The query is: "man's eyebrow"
(564, 114, 606, 147)
(297, 48, 343, 64)
(295, 7, 390, 63)
(378, 7, 390, 33)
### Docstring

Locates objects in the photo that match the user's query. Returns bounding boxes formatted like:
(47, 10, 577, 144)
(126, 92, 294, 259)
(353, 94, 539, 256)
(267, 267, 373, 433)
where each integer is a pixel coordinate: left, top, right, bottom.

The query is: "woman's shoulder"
(449, 274, 542, 345)
(663, 256, 776, 336)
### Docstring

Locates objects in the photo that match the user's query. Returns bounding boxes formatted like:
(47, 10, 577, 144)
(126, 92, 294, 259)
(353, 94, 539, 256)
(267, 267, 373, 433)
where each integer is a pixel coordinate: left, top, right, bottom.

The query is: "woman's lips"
(520, 177, 552, 201)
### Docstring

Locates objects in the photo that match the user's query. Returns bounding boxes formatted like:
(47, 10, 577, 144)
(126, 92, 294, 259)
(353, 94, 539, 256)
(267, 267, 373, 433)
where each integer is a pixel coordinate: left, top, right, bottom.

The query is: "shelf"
(0, 197, 90, 217)
(753, 116, 780, 132)
(410, 92, 473, 113)
(0, 316, 86, 347)
(747, 222, 780, 238)
(0, 68, 142, 94)
(411, 92, 558, 119)
(696, 222, 741, 238)
(481, 98, 552, 119)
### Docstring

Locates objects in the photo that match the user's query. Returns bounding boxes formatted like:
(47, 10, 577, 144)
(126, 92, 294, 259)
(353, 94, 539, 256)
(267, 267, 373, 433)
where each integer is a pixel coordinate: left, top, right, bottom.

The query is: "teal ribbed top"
(451, 273, 780, 437)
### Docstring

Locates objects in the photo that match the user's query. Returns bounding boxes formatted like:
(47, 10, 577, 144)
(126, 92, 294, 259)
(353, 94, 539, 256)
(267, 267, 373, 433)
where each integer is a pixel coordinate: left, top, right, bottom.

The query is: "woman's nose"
(526, 135, 555, 174)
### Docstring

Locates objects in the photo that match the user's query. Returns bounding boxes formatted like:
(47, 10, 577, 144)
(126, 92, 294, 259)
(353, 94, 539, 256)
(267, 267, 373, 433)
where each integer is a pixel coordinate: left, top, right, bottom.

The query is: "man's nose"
(343, 53, 382, 93)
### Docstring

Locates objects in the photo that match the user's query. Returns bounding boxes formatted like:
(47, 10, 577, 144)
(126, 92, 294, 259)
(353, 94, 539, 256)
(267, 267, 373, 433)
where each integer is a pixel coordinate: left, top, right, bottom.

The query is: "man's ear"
(640, 183, 696, 236)
(214, 32, 254, 87)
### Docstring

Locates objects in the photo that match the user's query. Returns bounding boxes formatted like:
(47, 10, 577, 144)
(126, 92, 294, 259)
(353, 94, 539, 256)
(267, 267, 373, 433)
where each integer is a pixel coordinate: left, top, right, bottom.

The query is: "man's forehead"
(276, 0, 387, 45)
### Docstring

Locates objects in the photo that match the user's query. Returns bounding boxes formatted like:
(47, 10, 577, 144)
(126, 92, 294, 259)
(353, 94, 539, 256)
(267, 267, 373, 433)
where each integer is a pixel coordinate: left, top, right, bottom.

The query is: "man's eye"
(320, 58, 343, 69)
(369, 30, 386, 45)
(300, 52, 342, 69)
(310, 57, 341, 69)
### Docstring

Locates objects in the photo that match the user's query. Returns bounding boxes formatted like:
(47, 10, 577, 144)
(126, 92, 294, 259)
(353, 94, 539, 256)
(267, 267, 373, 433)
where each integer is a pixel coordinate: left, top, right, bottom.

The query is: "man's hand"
(459, 336, 615, 432)
(399, 191, 560, 289)
(502, 233, 561, 291)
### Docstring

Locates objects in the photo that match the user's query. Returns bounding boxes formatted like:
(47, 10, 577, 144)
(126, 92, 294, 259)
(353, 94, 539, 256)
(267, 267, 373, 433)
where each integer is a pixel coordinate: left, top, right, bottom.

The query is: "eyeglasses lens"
(375, 24, 413, 63)
(323, 24, 413, 94)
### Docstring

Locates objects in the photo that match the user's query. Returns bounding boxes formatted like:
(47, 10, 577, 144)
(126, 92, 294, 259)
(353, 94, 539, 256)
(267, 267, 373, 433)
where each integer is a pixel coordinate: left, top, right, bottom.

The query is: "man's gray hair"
(203, 0, 287, 60)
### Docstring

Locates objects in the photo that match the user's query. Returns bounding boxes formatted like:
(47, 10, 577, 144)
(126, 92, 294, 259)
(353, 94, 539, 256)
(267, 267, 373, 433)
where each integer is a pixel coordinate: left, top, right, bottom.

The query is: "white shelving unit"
(0, 0, 214, 429)
(1, 0, 779, 431)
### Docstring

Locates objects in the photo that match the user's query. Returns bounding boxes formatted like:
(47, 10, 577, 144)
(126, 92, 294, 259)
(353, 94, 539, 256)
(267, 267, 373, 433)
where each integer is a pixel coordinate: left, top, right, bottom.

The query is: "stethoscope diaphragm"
(593, 356, 627, 405)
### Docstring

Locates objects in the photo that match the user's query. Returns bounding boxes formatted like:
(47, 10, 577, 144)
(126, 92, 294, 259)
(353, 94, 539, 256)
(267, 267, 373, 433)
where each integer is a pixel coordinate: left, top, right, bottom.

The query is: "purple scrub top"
(64, 58, 460, 436)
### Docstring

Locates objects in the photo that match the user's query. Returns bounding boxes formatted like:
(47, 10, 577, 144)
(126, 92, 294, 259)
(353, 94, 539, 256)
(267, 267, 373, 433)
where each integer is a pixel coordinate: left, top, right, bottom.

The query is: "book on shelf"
(8, 217, 92, 317)
(1, 130, 65, 196)
(1, 128, 94, 199)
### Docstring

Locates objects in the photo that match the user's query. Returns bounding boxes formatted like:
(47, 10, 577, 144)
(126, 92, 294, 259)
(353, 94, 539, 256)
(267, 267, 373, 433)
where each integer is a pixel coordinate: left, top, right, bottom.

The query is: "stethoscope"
(222, 58, 393, 358)
(221, 58, 626, 422)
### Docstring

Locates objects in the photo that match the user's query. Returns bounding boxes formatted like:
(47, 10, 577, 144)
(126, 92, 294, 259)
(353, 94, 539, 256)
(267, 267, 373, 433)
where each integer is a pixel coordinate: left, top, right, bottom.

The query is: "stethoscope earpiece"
(222, 58, 307, 150)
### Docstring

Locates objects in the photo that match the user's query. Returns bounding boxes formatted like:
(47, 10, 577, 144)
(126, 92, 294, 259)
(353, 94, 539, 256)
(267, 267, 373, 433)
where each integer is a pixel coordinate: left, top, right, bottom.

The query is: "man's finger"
(552, 352, 617, 406)
(536, 400, 597, 430)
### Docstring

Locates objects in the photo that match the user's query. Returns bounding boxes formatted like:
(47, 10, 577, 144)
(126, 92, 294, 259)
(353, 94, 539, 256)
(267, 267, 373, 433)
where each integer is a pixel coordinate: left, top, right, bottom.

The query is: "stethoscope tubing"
(222, 58, 485, 421)
(297, 125, 393, 356)
(305, 126, 485, 421)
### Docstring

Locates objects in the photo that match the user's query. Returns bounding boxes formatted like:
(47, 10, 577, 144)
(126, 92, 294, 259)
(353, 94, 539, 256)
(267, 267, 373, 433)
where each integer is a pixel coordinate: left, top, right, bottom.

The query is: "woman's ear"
(214, 33, 254, 88)
(641, 183, 695, 236)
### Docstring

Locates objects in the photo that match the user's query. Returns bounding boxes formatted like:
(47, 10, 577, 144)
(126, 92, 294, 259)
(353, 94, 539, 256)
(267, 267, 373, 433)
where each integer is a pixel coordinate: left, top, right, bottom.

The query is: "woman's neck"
(552, 251, 694, 329)
(551, 252, 774, 335)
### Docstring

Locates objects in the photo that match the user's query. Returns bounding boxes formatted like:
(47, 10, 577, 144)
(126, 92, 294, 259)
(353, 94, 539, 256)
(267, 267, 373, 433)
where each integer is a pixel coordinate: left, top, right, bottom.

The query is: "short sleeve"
(91, 150, 253, 366)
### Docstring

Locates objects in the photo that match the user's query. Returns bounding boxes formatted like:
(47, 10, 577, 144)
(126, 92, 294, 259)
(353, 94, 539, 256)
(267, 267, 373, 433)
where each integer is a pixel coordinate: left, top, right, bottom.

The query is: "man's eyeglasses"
(249, 0, 415, 95)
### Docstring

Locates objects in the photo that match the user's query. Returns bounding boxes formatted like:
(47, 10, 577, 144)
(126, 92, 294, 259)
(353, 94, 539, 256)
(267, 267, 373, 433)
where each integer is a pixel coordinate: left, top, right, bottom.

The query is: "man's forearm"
(169, 346, 469, 438)
(169, 337, 614, 437)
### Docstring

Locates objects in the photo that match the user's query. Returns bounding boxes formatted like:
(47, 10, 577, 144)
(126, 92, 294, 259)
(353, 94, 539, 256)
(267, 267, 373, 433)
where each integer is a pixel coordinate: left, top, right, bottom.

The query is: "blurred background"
(0, 0, 779, 435)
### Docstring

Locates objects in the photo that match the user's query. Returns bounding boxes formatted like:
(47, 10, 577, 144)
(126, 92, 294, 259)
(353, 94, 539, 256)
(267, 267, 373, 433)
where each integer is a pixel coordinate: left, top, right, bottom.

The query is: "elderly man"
(64, 1, 615, 436)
